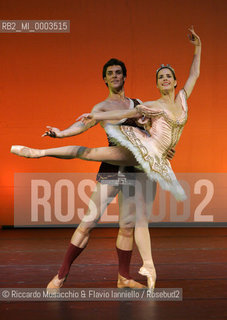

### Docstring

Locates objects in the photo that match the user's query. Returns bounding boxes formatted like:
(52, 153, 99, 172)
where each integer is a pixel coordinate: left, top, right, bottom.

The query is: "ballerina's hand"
(76, 113, 94, 125)
(42, 126, 61, 138)
(188, 26, 201, 46)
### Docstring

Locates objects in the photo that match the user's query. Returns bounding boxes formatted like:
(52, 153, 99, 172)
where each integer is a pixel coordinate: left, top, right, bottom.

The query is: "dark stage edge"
(0, 227, 227, 320)
(2, 222, 227, 229)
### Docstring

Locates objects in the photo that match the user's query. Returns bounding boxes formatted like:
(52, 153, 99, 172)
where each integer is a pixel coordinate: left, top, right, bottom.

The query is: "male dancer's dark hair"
(102, 58, 127, 80)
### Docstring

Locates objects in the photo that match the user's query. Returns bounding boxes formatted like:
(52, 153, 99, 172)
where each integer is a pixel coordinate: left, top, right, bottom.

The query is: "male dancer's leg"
(47, 182, 144, 289)
(47, 182, 119, 289)
(116, 185, 146, 288)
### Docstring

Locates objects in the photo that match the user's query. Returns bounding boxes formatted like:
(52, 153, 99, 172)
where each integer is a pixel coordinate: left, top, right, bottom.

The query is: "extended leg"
(11, 145, 138, 166)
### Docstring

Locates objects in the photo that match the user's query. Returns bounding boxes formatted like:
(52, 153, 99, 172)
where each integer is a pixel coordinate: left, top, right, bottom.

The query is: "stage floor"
(0, 227, 227, 320)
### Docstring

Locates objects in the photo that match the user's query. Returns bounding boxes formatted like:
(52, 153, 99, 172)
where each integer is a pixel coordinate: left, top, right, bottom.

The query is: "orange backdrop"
(1, 0, 226, 225)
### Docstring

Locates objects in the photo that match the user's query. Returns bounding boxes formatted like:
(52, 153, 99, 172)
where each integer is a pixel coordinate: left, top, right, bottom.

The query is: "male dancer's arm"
(42, 103, 105, 138)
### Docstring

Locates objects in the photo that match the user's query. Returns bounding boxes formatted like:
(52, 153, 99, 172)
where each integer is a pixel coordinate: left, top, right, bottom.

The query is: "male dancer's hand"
(42, 126, 61, 138)
(166, 148, 175, 160)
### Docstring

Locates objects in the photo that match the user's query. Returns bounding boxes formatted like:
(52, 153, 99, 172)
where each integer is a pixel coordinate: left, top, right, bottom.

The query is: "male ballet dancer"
(12, 58, 174, 288)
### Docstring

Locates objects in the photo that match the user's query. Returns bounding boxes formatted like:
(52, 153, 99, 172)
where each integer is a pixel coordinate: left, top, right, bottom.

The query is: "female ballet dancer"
(11, 26, 201, 288)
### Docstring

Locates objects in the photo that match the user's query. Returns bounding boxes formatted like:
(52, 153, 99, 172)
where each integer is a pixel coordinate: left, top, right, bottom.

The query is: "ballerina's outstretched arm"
(183, 26, 201, 99)
(77, 107, 141, 125)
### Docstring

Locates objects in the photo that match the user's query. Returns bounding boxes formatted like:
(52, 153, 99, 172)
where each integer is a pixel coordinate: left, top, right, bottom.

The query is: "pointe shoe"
(46, 274, 65, 293)
(117, 273, 146, 289)
(138, 266, 156, 290)
(11, 145, 44, 158)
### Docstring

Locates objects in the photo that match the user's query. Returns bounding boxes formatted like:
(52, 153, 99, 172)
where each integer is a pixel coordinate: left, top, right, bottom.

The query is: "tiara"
(156, 64, 175, 75)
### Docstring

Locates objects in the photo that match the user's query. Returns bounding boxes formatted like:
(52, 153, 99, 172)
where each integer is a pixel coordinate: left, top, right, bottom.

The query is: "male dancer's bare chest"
(101, 98, 131, 125)
(104, 98, 131, 111)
